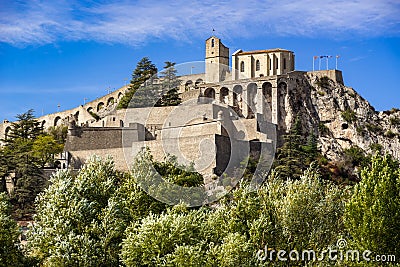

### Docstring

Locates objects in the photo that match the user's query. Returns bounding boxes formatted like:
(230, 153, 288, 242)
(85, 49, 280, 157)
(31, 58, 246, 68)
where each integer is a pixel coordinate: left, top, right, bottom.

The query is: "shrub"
(365, 123, 383, 134)
(318, 122, 329, 136)
(344, 155, 400, 259)
(315, 76, 330, 88)
(341, 109, 357, 124)
(385, 130, 396, 138)
(389, 116, 400, 126)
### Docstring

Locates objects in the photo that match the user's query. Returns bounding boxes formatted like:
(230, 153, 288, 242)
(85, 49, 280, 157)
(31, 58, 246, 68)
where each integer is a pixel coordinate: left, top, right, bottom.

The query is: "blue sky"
(0, 0, 399, 121)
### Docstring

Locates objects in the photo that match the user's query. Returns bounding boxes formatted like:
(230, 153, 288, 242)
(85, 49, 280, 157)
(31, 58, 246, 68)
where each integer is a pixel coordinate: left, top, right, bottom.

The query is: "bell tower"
(205, 36, 229, 83)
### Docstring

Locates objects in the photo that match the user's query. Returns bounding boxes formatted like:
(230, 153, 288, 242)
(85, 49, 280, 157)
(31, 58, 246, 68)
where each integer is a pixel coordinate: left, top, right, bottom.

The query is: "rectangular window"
(276, 58, 278, 69)
(284, 58, 286, 69)
(269, 59, 272, 70)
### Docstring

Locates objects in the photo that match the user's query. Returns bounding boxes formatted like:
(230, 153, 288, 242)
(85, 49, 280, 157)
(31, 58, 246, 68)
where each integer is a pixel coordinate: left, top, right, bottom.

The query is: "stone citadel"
(3, 36, 398, 180)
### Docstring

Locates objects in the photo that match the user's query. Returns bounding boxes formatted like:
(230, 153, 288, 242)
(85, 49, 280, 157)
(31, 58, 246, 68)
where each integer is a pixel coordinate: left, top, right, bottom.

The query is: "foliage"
(341, 109, 357, 123)
(315, 76, 330, 88)
(47, 126, 68, 144)
(32, 135, 64, 168)
(385, 129, 396, 138)
(343, 145, 369, 168)
(28, 156, 126, 266)
(318, 122, 329, 136)
(389, 116, 400, 126)
(344, 154, 400, 259)
(156, 61, 182, 106)
(274, 116, 319, 179)
(0, 110, 61, 216)
(117, 57, 158, 109)
(121, 165, 350, 266)
(0, 192, 25, 267)
(276, 164, 349, 251)
(365, 122, 383, 134)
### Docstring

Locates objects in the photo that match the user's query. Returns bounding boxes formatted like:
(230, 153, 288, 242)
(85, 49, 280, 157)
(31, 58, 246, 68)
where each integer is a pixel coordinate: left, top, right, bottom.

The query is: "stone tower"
(205, 36, 229, 83)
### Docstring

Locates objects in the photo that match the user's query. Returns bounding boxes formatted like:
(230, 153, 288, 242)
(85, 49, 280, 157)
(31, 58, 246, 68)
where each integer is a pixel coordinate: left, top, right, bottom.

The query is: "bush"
(389, 116, 400, 126)
(0, 192, 25, 266)
(344, 154, 400, 259)
(385, 130, 396, 138)
(365, 123, 383, 134)
(318, 122, 330, 136)
(315, 76, 330, 88)
(341, 109, 357, 123)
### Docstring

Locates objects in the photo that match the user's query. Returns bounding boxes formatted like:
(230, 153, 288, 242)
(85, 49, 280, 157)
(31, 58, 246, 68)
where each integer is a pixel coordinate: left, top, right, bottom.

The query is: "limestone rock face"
(279, 74, 400, 161)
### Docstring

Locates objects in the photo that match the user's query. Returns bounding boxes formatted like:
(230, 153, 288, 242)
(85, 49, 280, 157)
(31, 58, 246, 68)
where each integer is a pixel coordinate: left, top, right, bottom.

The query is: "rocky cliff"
(281, 73, 400, 161)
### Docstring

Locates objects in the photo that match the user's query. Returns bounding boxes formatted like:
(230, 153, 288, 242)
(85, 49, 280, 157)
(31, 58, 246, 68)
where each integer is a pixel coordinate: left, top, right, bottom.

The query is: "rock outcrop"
(280, 74, 400, 161)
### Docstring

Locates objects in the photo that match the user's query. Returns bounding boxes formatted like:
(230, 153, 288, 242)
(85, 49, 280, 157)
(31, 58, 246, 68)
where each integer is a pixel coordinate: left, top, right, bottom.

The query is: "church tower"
(205, 36, 229, 83)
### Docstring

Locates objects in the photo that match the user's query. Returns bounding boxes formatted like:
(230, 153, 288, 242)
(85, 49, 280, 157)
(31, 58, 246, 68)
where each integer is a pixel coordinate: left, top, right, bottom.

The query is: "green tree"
(274, 116, 307, 179)
(28, 156, 126, 266)
(47, 125, 68, 144)
(344, 154, 400, 259)
(157, 61, 181, 106)
(0, 110, 64, 216)
(0, 192, 25, 267)
(117, 57, 158, 109)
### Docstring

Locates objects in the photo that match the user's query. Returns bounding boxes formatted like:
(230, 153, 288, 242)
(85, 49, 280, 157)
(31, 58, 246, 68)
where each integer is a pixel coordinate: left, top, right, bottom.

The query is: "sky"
(0, 0, 399, 121)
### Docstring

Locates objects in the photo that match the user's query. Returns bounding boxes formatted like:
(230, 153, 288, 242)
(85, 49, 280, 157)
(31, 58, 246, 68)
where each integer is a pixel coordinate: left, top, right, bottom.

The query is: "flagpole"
(313, 57, 315, 71)
(326, 56, 328, 70)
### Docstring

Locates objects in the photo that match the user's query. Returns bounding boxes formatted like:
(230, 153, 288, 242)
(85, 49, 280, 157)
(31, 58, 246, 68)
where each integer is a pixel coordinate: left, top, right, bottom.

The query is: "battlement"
(307, 70, 344, 85)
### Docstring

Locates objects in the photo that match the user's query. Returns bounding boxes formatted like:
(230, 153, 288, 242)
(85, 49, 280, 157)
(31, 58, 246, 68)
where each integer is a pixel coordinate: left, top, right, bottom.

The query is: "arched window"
(211, 39, 215, 47)
(240, 61, 245, 72)
(256, 60, 260, 71)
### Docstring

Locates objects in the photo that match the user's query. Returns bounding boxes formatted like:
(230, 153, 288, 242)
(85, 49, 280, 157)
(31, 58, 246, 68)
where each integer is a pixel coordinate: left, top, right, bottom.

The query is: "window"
(284, 58, 286, 69)
(276, 58, 279, 69)
(256, 60, 260, 71)
(240, 61, 245, 72)
(211, 39, 215, 47)
(269, 59, 272, 70)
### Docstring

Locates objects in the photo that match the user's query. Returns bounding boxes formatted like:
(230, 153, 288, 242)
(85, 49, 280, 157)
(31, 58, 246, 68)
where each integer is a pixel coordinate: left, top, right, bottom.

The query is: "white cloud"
(0, 0, 399, 46)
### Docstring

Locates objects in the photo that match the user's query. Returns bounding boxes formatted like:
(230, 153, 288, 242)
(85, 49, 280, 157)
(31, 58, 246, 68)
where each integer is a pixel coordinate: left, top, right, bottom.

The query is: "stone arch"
(185, 80, 193, 91)
(54, 116, 62, 127)
(220, 87, 229, 104)
(107, 97, 115, 106)
(246, 83, 258, 118)
(233, 85, 243, 107)
(278, 81, 288, 127)
(97, 102, 104, 112)
(195, 78, 203, 88)
(262, 82, 273, 108)
(204, 87, 215, 99)
(118, 92, 123, 100)
(73, 111, 79, 122)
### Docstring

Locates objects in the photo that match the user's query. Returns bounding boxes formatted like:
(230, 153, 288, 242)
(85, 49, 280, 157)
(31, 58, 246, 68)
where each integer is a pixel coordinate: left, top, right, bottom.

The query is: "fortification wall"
(307, 70, 344, 85)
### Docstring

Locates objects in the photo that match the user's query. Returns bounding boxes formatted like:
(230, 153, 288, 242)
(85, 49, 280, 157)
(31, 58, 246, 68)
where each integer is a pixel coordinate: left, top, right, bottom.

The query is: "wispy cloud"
(1, 0, 399, 46)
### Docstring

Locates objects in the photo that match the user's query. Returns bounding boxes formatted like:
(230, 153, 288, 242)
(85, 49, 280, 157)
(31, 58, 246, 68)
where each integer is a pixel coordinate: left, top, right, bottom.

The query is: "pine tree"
(0, 110, 62, 217)
(274, 116, 307, 179)
(117, 57, 158, 109)
(157, 61, 181, 106)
